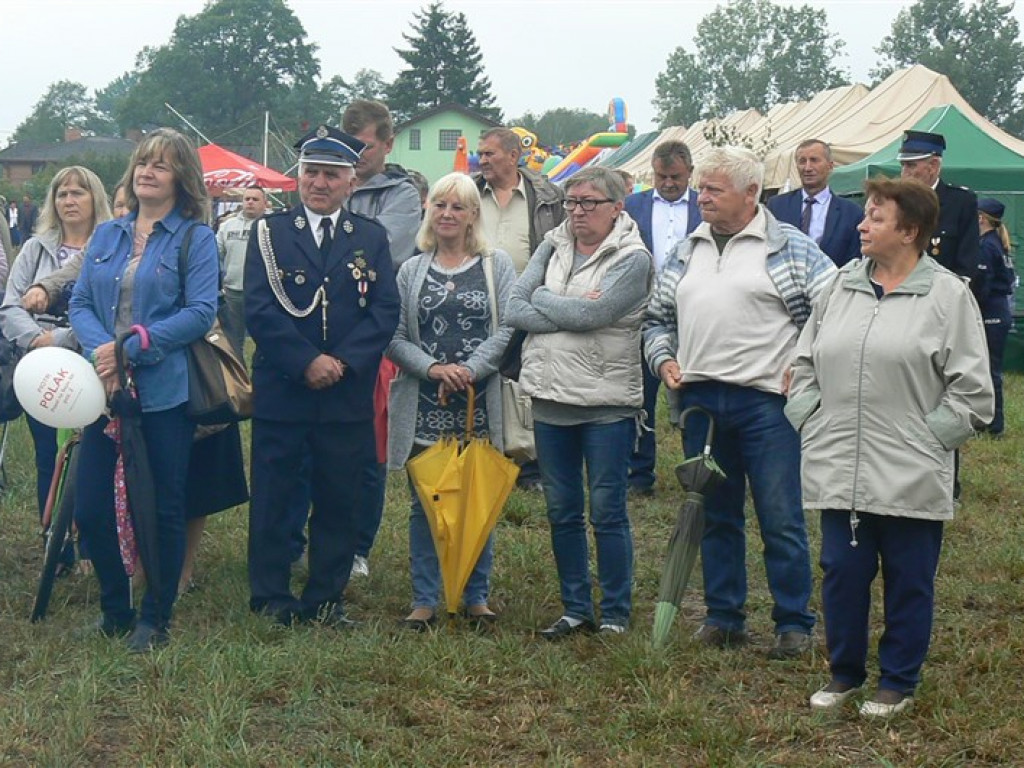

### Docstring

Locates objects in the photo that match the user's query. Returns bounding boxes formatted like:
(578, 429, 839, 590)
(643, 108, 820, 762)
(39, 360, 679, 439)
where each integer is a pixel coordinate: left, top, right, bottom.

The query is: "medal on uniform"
(931, 236, 940, 256)
(295, 216, 306, 230)
(295, 274, 306, 285)
(342, 219, 354, 234)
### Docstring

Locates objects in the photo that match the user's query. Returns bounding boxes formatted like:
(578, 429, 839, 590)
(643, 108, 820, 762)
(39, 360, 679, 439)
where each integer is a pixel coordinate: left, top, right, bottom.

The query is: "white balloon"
(14, 347, 106, 429)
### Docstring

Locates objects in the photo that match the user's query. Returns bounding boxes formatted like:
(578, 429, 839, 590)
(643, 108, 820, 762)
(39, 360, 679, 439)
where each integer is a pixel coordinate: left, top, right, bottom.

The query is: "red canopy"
(198, 144, 296, 192)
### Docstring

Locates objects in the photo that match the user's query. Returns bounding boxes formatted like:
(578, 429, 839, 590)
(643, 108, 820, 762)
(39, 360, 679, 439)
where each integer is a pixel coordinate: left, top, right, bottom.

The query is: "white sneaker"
(859, 691, 914, 717)
(350, 555, 369, 578)
(810, 682, 861, 710)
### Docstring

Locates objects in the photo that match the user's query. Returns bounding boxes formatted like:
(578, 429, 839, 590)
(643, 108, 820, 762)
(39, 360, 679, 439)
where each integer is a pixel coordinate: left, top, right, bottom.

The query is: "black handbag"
(498, 329, 527, 381)
(177, 224, 253, 425)
(0, 336, 24, 422)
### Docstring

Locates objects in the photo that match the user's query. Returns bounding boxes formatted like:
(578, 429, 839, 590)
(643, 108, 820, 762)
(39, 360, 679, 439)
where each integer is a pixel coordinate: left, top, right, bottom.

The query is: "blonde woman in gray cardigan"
(386, 172, 516, 629)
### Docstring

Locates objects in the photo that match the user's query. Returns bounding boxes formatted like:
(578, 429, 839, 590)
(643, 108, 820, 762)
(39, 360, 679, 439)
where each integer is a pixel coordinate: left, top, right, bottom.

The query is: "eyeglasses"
(562, 197, 614, 212)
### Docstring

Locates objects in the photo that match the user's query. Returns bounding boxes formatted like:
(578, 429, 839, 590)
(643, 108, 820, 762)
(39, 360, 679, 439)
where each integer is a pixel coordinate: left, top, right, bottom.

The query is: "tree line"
(11, 0, 1024, 155)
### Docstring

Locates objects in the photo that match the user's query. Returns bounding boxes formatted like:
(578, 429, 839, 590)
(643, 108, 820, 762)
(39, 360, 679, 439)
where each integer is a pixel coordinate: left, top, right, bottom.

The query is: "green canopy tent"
(831, 104, 1024, 369)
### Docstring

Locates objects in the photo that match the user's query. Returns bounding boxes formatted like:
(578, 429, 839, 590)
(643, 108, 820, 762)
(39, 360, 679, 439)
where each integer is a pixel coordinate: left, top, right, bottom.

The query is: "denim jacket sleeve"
(122, 224, 218, 365)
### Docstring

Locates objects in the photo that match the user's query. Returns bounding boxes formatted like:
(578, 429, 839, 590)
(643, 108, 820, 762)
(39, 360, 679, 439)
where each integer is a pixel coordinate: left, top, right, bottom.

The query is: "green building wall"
(390, 111, 494, 184)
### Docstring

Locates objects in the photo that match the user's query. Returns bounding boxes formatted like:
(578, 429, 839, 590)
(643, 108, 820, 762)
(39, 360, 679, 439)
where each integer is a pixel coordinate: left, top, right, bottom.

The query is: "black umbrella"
(651, 406, 726, 649)
(105, 331, 161, 607)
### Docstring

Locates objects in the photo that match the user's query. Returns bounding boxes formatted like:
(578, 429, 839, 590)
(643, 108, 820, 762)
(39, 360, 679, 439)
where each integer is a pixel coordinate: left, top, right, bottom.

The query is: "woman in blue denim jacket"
(70, 128, 218, 653)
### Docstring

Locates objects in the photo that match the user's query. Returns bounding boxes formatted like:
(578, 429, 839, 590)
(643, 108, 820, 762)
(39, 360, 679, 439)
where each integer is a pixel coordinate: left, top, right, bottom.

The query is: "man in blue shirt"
(624, 141, 701, 496)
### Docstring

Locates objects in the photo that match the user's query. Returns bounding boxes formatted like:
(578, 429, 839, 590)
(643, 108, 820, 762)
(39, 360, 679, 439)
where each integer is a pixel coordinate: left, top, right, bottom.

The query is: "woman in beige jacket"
(786, 178, 993, 717)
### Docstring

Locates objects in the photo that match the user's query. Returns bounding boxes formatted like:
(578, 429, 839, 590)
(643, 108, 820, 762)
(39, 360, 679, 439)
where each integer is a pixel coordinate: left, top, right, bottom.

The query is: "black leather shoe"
(126, 622, 169, 654)
(539, 617, 596, 640)
(401, 612, 437, 632)
(463, 607, 498, 630)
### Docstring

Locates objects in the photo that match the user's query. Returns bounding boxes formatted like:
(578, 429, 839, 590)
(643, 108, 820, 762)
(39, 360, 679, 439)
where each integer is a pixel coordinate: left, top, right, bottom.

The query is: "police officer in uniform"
(898, 130, 980, 296)
(976, 198, 1016, 436)
(245, 125, 400, 627)
(899, 129, 980, 499)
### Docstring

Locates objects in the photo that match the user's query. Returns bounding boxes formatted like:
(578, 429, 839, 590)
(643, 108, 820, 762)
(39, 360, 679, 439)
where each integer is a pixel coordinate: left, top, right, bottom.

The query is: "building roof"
(0, 136, 137, 163)
(394, 103, 502, 133)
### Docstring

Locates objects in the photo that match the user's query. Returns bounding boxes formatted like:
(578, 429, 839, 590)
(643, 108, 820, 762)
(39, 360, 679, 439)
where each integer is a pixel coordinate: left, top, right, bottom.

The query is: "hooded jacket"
(348, 168, 422, 270)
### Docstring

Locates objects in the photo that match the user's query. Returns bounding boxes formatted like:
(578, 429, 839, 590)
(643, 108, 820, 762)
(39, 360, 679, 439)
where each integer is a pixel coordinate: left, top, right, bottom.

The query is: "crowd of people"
(0, 103, 1007, 717)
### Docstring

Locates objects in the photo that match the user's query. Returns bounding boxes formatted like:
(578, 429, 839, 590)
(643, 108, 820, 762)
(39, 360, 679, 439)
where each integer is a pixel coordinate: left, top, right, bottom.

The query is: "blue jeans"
(820, 509, 943, 694)
(25, 414, 57, 521)
(680, 382, 814, 634)
(356, 463, 387, 558)
(534, 418, 634, 625)
(407, 474, 493, 611)
(75, 405, 193, 630)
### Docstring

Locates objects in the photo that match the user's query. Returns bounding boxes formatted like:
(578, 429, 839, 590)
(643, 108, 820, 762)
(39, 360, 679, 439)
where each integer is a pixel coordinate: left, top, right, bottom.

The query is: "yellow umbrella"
(407, 385, 519, 614)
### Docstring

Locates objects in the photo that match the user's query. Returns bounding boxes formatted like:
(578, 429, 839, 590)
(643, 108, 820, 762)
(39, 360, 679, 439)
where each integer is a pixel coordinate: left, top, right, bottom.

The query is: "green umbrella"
(652, 406, 726, 649)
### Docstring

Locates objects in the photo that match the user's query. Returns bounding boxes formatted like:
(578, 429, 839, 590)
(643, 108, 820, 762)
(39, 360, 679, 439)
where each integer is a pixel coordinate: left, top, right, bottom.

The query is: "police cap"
(294, 125, 365, 167)
(978, 197, 1005, 220)
(896, 130, 946, 162)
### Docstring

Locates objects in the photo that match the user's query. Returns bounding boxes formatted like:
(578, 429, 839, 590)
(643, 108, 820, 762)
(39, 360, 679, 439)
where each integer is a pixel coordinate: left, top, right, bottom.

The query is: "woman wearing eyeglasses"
(506, 166, 653, 639)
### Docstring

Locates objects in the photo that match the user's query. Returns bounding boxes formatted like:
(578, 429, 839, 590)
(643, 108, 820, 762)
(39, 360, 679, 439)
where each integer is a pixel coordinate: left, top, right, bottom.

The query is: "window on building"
(439, 129, 462, 151)
(409, 128, 421, 150)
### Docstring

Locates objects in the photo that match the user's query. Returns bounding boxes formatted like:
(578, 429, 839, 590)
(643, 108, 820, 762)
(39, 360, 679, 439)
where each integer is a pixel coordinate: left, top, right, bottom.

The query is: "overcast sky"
(4, 0, 1021, 146)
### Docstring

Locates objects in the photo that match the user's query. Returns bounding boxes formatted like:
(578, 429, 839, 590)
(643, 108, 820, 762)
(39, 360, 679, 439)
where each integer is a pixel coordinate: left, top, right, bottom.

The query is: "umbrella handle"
(114, 328, 146, 392)
(678, 406, 715, 457)
(464, 384, 476, 442)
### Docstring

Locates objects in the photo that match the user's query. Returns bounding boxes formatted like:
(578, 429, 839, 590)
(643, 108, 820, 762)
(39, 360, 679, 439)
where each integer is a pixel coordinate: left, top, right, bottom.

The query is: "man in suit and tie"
(766, 139, 862, 267)
(624, 140, 701, 496)
(245, 125, 400, 628)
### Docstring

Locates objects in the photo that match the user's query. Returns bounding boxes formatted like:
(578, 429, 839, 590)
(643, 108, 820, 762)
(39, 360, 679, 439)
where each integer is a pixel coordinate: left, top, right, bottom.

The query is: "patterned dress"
(414, 256, 490, 446)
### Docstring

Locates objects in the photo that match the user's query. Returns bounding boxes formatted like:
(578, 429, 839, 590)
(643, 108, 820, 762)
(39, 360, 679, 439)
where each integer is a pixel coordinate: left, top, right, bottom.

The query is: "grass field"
(1, 376, 1022, 767)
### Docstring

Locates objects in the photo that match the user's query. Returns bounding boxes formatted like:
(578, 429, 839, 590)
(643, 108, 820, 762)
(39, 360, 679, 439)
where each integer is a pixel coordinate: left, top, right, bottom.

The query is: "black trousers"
(248, 417, 375, 617)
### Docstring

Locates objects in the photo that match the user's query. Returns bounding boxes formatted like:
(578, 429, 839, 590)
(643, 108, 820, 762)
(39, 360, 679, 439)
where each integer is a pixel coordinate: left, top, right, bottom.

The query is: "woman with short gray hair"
(506, 165, 653, 639)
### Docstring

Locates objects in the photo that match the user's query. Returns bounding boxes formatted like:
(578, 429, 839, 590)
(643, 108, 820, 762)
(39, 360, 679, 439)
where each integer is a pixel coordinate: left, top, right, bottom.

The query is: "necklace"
(434, 253, 473, 292)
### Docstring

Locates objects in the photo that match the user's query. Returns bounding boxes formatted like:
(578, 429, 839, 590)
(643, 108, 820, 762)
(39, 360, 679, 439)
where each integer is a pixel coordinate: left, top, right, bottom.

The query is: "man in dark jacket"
(766, 139, 862, 267)
(898, 130, 979, 293)
(898, 129, 979, 500)
(245, 125, 400, 628)
(474, 127, 565, 275)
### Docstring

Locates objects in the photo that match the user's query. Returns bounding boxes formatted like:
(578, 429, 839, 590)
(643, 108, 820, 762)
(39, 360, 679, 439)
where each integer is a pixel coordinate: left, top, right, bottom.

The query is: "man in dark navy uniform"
(245, 125, 400, 627)
(898, 130, 980, 295)
(899, 129, 979, 501)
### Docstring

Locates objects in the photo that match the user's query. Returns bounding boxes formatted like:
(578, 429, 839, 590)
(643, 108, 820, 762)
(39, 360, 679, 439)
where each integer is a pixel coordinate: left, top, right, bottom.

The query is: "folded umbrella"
(106, 331, 161, 605)
(407, 385, 519, 615)
(652, 406, 726, 649)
